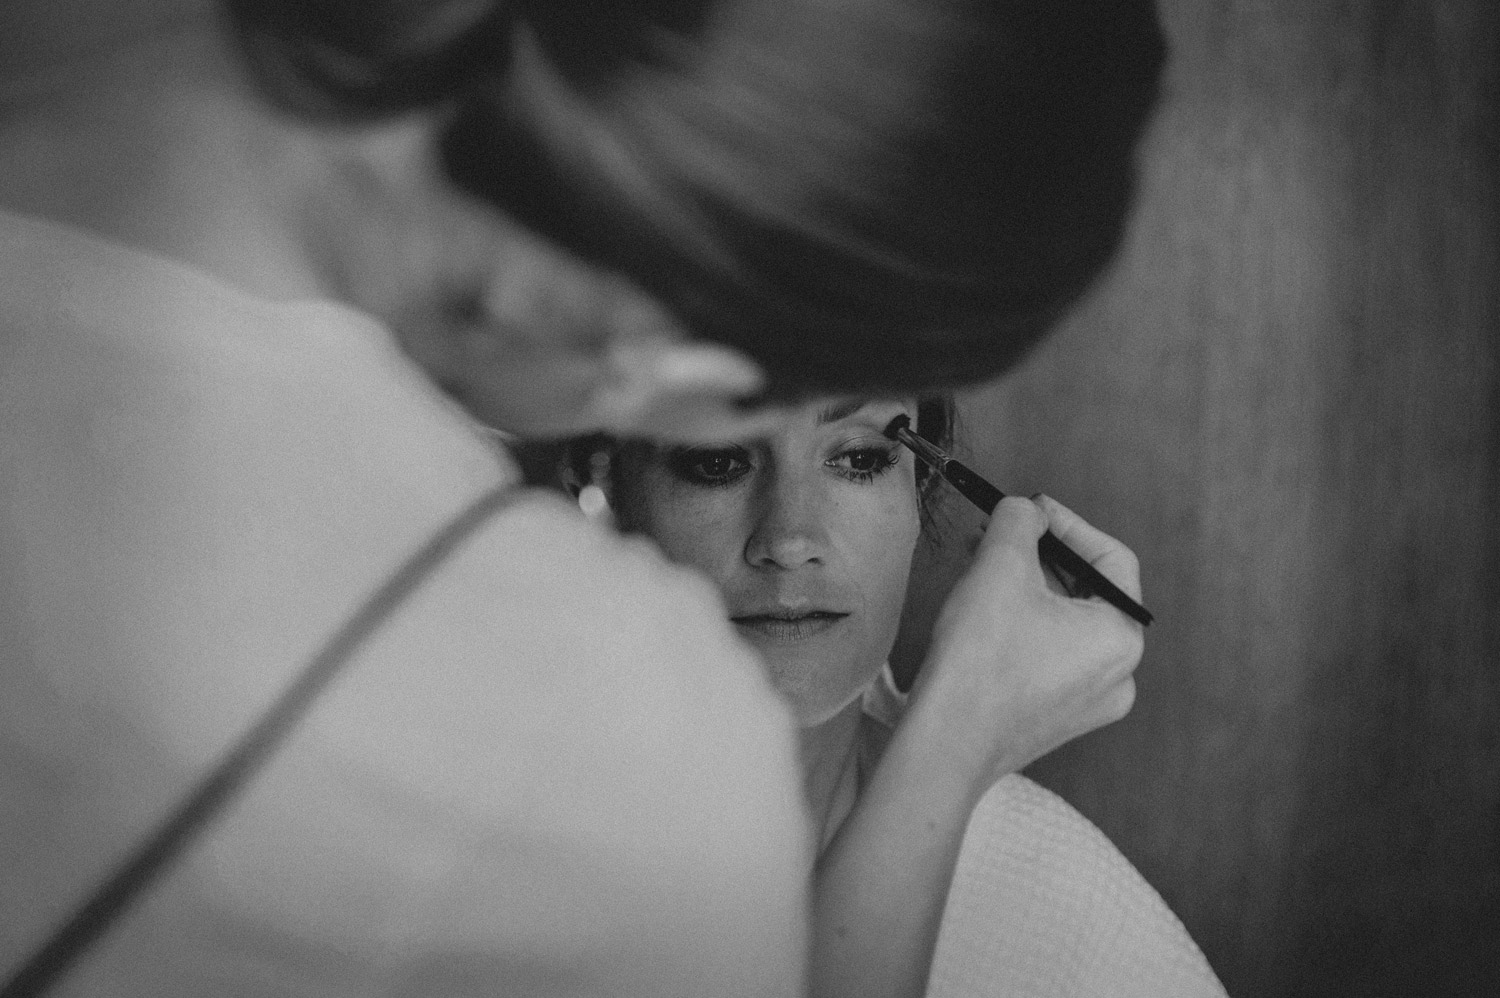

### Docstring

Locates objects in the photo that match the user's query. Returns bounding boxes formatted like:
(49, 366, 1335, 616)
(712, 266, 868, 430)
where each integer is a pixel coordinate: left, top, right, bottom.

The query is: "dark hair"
(227, 0, 1166, 397)
(910, 396, 954, 502)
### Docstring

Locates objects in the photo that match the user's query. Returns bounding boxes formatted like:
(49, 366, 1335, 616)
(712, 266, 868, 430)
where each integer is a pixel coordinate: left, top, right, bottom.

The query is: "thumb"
(978, 495, 1050, 573)
(982, 495, 1050, 554)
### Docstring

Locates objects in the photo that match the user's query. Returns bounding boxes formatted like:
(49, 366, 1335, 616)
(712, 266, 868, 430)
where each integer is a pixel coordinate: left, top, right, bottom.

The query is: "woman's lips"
(730, 610, 850, 643)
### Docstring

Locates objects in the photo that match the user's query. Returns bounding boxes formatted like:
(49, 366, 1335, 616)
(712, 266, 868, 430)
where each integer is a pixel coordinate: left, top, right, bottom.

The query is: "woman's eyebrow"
(815, 398, 872, 425)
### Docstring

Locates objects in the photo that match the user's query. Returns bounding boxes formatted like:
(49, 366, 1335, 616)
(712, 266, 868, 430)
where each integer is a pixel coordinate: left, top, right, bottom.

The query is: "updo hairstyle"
(227, 0, 1166, 397)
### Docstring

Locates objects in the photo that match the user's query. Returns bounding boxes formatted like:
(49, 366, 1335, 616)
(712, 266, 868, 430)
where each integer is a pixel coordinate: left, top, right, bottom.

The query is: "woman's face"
(616, 398, 922, 725)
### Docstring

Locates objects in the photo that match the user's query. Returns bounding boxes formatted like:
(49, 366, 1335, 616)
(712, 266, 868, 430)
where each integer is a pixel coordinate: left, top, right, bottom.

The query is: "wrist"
(886, 688, 1013, 805)
(910, 642, 1038, 779)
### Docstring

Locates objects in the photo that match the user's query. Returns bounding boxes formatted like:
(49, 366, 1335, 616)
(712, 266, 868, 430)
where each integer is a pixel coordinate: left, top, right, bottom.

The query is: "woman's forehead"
(799, 396, 914, 428)
(699, 396, 913, 447)
(622, 397, 916, 458)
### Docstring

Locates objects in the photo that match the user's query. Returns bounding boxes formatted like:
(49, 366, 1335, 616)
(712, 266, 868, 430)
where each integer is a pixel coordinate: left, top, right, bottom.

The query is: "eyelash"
(664, 445, 900, 487)
(827, 446, 900, 483)
(666, 447, 753, 488)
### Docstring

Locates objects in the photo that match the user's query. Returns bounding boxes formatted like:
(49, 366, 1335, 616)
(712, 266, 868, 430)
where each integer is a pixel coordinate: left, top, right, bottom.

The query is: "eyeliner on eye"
(827, 444, 900, 482)
(665, 444, 754, 487)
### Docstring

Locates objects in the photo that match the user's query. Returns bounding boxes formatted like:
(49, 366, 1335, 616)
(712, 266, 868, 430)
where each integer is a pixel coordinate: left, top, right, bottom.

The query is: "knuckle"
(1096, 619, 1144, 671)
(997, 494, 1044, 527)
(1121, 625, 1146, 665)
(1112, 678, 1138, 719)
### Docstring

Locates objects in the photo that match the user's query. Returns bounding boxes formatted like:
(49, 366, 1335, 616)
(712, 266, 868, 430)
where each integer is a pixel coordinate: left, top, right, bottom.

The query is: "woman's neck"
(798, 700, 867, 849)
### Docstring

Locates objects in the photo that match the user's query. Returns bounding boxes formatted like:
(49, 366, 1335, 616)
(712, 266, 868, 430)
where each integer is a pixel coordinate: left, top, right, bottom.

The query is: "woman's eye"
(695, 455, 742, 479)
(666, 448, 752, 486)
(830, 446, 898, 481)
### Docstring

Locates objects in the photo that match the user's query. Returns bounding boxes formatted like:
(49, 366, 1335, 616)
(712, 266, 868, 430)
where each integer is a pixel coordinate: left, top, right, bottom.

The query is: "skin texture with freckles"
(615, 398, 921, 726)
(608, 400, 1148, 998)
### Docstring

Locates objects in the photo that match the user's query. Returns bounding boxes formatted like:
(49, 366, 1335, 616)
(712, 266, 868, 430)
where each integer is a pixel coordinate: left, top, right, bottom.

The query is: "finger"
(1075, 677, 1139, 739)
(1033, 494, 1142, 600)
(1104, 676, 1138, 725)
(980, 495, 1050, 557)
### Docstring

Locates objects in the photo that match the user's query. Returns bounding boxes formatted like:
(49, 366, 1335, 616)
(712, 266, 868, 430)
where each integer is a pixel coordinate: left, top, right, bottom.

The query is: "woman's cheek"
(861, 487, 921, 601)
(647, 498, 745, 583)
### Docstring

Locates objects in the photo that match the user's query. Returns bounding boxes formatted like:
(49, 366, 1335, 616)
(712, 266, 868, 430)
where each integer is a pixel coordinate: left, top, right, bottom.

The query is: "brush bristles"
(882, 414, 912, 440)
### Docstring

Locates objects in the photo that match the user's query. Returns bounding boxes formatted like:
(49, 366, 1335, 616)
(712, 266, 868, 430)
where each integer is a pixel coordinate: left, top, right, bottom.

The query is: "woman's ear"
(586, 332, 776, 441)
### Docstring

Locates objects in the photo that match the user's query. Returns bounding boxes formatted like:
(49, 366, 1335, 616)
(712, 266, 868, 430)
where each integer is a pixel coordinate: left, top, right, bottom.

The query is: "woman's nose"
(743, 476, 829, 570)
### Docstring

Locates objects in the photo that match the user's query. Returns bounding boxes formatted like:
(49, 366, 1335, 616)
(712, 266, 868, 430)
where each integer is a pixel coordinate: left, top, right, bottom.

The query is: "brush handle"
(941, 457, 1154, 627)
(1037, 532, 1154, 627)
(937, 458, 1006, 513)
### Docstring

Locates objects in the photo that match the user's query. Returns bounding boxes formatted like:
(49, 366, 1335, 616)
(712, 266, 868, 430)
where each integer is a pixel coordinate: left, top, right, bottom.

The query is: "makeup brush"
(884, 414, 1153, 626)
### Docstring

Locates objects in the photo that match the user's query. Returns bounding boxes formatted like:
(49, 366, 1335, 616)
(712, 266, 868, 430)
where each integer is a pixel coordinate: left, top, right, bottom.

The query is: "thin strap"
(1, 485, 523, 998)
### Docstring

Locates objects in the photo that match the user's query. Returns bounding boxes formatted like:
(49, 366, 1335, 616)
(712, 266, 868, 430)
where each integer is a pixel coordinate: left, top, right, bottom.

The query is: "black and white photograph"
(2, 1, 1495, 996)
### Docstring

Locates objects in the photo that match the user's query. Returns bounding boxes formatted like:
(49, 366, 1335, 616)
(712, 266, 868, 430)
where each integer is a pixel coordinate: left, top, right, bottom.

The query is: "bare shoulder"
(0, 490, 810, 996)
(191, 490, 813, 995)
(0, 212, 809, 991)
(353, 488, 805, 832)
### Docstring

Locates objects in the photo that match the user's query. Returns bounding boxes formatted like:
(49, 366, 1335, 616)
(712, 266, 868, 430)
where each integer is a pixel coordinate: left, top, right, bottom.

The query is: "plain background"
(894, 1, 1499, 994)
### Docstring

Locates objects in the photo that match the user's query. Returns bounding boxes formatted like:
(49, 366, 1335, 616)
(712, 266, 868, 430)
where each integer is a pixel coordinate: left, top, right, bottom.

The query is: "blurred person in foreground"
(0, 0, 1164, 995)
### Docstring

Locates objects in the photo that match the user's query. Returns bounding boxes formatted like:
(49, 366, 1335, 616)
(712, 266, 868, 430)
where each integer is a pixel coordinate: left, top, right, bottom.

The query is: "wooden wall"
(896, 2, 1499, 994)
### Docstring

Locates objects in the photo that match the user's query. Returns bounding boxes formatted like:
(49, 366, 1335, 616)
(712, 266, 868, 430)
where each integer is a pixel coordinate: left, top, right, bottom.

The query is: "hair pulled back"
(228, 0, 1166, 396)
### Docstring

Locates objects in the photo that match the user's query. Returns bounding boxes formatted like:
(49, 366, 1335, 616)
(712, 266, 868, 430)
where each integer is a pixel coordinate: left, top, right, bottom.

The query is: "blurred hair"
(227, 0, 1165, 397)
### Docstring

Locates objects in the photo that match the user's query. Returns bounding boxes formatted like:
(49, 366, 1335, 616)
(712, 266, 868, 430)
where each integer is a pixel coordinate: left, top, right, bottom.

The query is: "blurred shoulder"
(167, 489, 814, 997)
(401, 487, 800, 755)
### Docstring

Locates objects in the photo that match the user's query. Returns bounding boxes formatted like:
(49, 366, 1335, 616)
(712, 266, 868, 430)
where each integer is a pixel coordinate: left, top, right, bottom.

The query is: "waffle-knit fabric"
(927, 775, 1228, 998)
